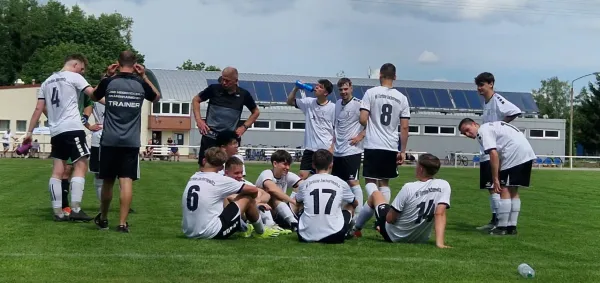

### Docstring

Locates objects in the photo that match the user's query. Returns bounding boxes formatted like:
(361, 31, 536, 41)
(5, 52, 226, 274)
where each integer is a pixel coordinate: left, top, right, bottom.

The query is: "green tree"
(574, 77, 600, 154)
(531, 77, 571, 119)
(177, 59, 220, 71)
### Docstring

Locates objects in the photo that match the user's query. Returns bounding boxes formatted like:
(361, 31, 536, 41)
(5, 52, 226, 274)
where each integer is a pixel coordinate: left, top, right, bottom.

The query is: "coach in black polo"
(192, 67, 260, 166)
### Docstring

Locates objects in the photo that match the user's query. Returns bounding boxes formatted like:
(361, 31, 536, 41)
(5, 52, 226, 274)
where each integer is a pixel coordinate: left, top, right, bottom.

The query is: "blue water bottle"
(295, 80, 314, 92)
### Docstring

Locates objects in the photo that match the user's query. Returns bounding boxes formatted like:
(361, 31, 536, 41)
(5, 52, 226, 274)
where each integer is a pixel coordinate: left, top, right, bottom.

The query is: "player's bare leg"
(49, 159, 68, 221)
(95, 177, 115, 230)
(352, 190, 386, 237)
(67, 157, 92, 222)
(117, 177, 134, 232)
(490, 186, 512, 236)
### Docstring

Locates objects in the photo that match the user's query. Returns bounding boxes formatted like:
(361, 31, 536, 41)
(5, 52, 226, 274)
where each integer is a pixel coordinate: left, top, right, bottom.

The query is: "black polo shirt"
(198, 84, 257, 139)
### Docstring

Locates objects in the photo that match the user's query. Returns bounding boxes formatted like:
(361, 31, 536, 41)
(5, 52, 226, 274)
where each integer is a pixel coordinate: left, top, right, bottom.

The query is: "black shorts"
(98, 146, 140, 181)
(362, 149, 398, 180)
(332, 154, 362, 181)
(299, 149, 315, 172)
(50, 130, 90, 162)
(374, 203, 393, 242)
(89, 146, 100, 173)
(197, 136, 217, 165)
(500, 160, 533, 188)
(480, 160, 493, 189)
(212, 202, 242, 239)
(298, 210, 352, 244)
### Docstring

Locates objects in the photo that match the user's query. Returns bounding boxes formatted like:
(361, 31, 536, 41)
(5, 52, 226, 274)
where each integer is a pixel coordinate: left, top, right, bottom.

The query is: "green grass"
(1, 158, 599, 282)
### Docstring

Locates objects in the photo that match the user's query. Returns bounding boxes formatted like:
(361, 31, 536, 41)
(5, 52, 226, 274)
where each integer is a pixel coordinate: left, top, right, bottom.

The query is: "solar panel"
(352, 85, 364, 100)
(253, 81, 273, 102)
(433, 89, 454, 109)
(405, 88, 426, 107)
(238, 81, 257, 100)
(268, 82, 287, 102)
(206, 79, 219, 86)
(499, 92, 526, 113)
(283, 83, 296, 94)
(464, 90, 481, 109)
(419, 88, 440, 108)
(450, 90, 470, 109)
(520, 93, 539, 113)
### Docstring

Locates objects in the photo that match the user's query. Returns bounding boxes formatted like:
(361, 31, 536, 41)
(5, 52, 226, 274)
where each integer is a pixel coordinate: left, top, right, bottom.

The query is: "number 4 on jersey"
(50, 87, 60, 107)
(415, 199, 435, 224)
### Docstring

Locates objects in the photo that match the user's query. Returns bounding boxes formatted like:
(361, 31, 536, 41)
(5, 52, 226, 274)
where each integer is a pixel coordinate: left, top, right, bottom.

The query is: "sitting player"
(181, 147, 279, 239)
(352, 154, 451, 248)
(255, 150, 302, 231)
(295, 149, 358, 243)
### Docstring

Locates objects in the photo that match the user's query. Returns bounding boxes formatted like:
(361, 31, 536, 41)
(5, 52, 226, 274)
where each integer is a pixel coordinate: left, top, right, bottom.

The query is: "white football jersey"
(477, 121, 536, 170)
(218, 154, 246, 176)
(38, 71, 91, 137)
(255, 169, 301, 195)
(334, 97, 364, 157)
(296, 173, 356, 241)
(385, 179, 451, 243)
(360, 86, 410, 151)
(181, 172, 244, 239)
(479, 93, 521, 161)
(91, 102, 105, 147)
(295, 97, 336, 151)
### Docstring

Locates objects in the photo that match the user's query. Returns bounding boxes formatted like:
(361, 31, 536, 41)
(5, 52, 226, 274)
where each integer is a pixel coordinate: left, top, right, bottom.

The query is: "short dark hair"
(458, 118, 476, 130)
(418, 154, 441, 177)
(204, 147, 228, 167)
(380, 63, 396, 80)
(118, 50, 137, 67)
(225, 156, 244, 169)
(312, 149, 333, 171)
(337, 77, 352, 88)
(475, 72, 495, 86)
(215, 130, 240, 147)
(65, 54, 89, 67)
(318, 79, 334, 94)
(270, 150, 292, 165)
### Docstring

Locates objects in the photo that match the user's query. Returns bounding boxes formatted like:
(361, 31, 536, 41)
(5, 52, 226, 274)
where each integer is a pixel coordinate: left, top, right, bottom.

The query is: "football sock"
(509, 198, 521, 227)
(49, 178, 63, 215)
(380, 186, 391, 203)
(275, 202, 297, 225)
(289, 191, 297, 199)
(70, 177, 85, 213)
(351, 185, 363, 215)
(497, 199, 511, 228)
(355, 203, 373, 230)
(260, 210, 276, 226)
(365, 183, 377, 197)
(490, 193, 500, 221)
(94, 176, 103, 202)
(61, 179, 70, 209)
(252, 216, 265, 234)
(239, 220, 248, 232)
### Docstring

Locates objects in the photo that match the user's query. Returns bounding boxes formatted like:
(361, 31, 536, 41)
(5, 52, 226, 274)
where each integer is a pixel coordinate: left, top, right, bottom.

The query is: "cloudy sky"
(53, 0, 600, 92)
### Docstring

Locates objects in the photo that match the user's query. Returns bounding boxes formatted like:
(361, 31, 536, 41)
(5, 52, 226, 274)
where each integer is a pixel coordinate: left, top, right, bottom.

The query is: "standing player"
(181, 147, 279, 239)
(331, 78, 365, 215)
(460, 119, 535, 235)
(192, 67, 260, 168)
(359, 63, 411, 204)
(91, 51, 160, 233)
(295, 149, 358, 243)
(353, 154, 451, 248)
(286, 79, 336, 180)
(475, 72, 522, 231)
(23, 54, 96, 221)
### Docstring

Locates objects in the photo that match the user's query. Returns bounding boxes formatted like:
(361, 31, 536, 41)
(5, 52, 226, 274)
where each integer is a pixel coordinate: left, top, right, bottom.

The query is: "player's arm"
(480, 127, 500, 190)
(399, 118, 409, 153)
(262, 180, 295, 204)
(359, 92, 371, 126)
(434, 204, 449, 248)
(238, 183, 258, 199)
(286, 85, 299, 106)
(240, 93, 259, 133)
(499, 99, 522, 123)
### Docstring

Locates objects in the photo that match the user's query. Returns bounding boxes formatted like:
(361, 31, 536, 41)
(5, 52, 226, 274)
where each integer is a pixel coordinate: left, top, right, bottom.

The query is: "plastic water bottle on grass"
(518, 263, 535, 278)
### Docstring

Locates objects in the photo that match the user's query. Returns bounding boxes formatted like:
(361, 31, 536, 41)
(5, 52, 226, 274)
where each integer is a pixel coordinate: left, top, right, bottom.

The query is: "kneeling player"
(181, 147, 279, 239)
(295, 149, 358, 243)
(459, 119, 535, 236)
(255, 150, 302, 232)
(352, 154, 451, 248)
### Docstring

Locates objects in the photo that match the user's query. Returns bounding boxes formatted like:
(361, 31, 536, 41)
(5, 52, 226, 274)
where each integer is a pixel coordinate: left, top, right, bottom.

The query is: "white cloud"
(418, 51, 439, 64)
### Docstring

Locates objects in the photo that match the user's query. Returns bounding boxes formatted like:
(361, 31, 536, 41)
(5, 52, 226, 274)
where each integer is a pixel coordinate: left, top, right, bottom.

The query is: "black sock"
(491, 213, 498, 224)
(61, 179, 70, 209)
(507, 226, 516, 232)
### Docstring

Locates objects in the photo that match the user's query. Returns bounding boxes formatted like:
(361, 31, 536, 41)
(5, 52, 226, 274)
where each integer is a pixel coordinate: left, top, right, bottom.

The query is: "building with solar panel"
(143, 69, 565, 161)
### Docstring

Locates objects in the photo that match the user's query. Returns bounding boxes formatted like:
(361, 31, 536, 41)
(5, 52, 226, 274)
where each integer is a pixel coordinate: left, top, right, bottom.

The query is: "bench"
(153, 146, 171, 160)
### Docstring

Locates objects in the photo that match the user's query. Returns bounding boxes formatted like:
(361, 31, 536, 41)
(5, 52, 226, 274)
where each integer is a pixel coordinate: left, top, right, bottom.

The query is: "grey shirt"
(93, 72, 158, 147)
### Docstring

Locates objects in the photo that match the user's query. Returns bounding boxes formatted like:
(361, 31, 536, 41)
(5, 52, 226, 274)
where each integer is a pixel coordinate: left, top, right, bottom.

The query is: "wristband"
(81, 114, 89, 125)
(243, 124, 249, 130)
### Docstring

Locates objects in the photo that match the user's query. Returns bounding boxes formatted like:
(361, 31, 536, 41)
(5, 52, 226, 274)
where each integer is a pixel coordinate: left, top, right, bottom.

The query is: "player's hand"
(289, 198, 297, 206)
(87, 124, 101, 131)
(134, 63, 146, 76)
(235, 125, 247, 137)
(493, 180, 502, 193)
(196, 119, 210, 135)
(259, 203, 272, 211)
(21, 132, 32, 143)
(437, 243, 451, 249)
(396, 152, 405, 165)
(349, 135, 363, 146)
(106, 63, 119, 76)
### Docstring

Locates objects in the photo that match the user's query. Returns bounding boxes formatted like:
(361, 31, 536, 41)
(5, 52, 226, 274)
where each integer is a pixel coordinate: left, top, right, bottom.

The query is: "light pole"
(569, 72, 600, 168)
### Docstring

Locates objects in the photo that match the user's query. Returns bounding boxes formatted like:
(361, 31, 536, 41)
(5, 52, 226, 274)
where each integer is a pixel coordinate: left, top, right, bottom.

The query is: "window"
(0, 120, 8, 131)
(16, 120, 26, 132)
(275, 121, 291, 130)
(424, 126, 438, 134)
(423, 126, 455, 135)
(152, 102, 191, 116)
(252, 121, 270, 129)
(398, 125, 420, 134)
(171, 103, 180, 114)
(152, 102, 160, 114)
(182, 103, 190, 115)
(439, 126, 455, 135)
(529, 129, 559, 139)
(161, 103, 170, 114)
(292, 122, 305, 130)
(174, 133, 184, 145)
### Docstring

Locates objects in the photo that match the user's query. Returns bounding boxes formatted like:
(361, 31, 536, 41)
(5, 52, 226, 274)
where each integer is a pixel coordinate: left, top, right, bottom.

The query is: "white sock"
(289, 191, 296, 199)
(252, 216, 265, 234)
(70, 177, 85, 212)
(355, 202, 374, 230)
(380, 186, 391, 203)
(275, 202, 297, 225)
(509, 198, 521, 227)
(94, 176, 103, 202)
(239, 220, 248, 232)
(260, 210, 276, 226)
(365, 183, 377, 197)
(497, 199, 512, 228)
(351, 185, 363, 215)
(49, 178, 63, 215)
(490, 193, 500, 214)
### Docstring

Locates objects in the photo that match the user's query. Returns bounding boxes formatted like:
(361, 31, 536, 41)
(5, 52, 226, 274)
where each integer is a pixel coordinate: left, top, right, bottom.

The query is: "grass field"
(1, 158, 600, 282)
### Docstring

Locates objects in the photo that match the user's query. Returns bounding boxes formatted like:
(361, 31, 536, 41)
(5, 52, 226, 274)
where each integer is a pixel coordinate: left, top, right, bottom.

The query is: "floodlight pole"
(569, 72, 600, 168)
